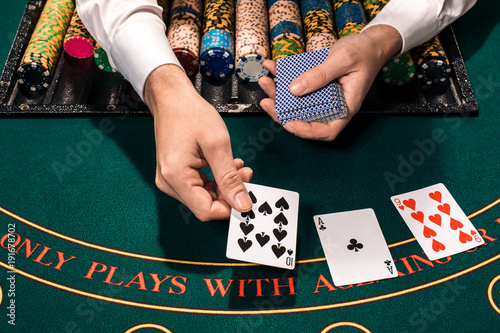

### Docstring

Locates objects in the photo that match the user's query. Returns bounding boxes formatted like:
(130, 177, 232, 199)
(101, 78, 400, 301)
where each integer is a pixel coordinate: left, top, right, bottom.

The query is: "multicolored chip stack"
(167, 0, 203, 76)
(63, 10, 95, 59)
(300, 0, 338, 52)
(269, 0, 305, 61)
(200, 0, 235, 77)
(157, 0, 172, 24)
(17, 0, 74, 92)
(333, 0, 367, 38)
(93, 43, 115, 73)
(234, 0, 270, 82)
(363, 0, 415, 85)
(413, 35, 452, 92)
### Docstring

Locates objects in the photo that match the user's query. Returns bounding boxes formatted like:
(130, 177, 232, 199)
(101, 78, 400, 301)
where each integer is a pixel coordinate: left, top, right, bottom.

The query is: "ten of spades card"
(226, 183, 299, 270)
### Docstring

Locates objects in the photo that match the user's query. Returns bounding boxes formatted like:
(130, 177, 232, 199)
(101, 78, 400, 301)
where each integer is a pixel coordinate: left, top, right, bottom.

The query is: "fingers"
(289, 56, 345, 96)
(202, 134, 253, 214)
(262, 59, 276, 76)
(284, 115, 353, 142)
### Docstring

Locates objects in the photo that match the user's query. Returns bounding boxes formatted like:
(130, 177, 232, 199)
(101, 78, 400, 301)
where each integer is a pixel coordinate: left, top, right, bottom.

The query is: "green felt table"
(1, 1, 500, 332)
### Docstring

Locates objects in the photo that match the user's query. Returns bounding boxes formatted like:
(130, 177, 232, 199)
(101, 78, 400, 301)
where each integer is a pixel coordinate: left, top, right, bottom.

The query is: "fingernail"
(235, 191, 252, 211)
(289, 77, 307, 95)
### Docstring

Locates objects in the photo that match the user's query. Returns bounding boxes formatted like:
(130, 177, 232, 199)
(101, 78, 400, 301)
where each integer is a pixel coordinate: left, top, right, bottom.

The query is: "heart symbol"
(429, 214, 442, 226)
(471, 230, 477, 235)
(287, 249, 293, 255)
(273, 228, 287, 242)
(411, 211, 424, 223)
(449, 217, 463, 230)
(271, 244, 286, 258)
(423, 226, 437, 238)
(398, 205, 404, 210)
(429, 191, 442, 203)
(459, 230, 473, 244)
(437, 203, 450, 216)
(256, 233, 270, 247)
(403, 199, 416, 210)
(240, 222, 254, 236)
(238, 238, 252, 252)
(432, 239, 446, 252)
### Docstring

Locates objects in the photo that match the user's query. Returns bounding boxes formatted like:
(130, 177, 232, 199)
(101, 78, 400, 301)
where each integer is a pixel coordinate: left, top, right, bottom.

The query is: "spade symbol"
(275, 197, 289, 211)
(258, 201, 272, 216)
(273, 228, 287, 242)
(271, 244, 286, 258)
(274, 212, 288, 226)
(256, 232, 270, 247)
(241, 209, 255, 221)
(240, 222, 254, 236)
(347, 239, 363, 252)
(238, 238, 252, 252)
(287, 249, 293, 256)
(249, 191, 257, 204)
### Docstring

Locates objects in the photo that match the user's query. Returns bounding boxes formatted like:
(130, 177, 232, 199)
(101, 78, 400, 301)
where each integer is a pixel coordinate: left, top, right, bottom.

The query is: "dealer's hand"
(144, 64, 253, 221)
(259, 25, 402, 141)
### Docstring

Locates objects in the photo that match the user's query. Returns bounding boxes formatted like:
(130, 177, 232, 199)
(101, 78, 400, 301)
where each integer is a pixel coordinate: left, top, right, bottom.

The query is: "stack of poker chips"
(268, 0, 305, 61)
(94, 43, 116, 73)
(17, 0, 75, 92)
(200, 0, 235, 78)
(63, 10, 96, 59)
(413, 35, 452, 92)
(333, 0, 368, 38)
(167, 0, 203, 76)
(157, 0, 172, 23)
(234, 0, 270, 82)
(363, 0, 415, 86)
(300, 0, 338, 52)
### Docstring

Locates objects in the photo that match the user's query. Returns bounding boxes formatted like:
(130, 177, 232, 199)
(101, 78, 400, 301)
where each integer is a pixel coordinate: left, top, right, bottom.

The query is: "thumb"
(289, 58, 341, 96)
(203, 140, 253, 213)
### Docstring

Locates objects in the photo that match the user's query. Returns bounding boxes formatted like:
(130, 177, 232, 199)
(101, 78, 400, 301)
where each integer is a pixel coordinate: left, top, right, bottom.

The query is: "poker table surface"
(1, 1, 500, 332)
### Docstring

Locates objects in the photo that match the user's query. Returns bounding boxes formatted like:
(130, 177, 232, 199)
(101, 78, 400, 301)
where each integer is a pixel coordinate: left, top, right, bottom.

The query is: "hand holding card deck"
(275, 47, 348, 124)
(226, 183, 299, 270)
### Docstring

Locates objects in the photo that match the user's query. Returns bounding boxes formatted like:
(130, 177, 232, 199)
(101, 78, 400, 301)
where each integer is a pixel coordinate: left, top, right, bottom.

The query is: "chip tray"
(0, 0, 478, 116)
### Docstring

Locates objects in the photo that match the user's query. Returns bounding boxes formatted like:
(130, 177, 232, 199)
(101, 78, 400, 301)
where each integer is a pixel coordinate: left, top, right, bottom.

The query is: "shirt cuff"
(109, 16, 183, 100)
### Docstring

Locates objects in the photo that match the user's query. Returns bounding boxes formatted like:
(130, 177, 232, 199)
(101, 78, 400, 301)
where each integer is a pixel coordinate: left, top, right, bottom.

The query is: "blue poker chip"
(200, 49, 234, 78)
(200, 29, 234, 58)
(236, 54, 269, 82)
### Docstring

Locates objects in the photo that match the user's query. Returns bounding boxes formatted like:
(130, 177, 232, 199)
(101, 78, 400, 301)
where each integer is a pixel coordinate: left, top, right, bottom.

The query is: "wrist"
(361, 24, 403, 62)
(144, 64, 194, 117)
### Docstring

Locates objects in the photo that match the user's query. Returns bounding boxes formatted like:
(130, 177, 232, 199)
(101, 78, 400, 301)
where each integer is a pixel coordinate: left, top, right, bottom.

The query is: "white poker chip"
(236, 54, 269, 82)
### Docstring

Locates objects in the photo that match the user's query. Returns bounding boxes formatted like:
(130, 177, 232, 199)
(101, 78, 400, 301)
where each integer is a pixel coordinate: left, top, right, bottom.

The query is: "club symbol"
(385, 260, 392, 266)
(385, 260, 394, 274)
(319, 225, 326, 231)
(347, 239, 363, 252)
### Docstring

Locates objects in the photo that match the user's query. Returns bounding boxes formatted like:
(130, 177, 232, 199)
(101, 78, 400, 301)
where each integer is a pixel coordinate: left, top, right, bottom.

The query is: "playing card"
(226, 183, 299, 270)
(275, 47, 347, 124)
(313, 209, 398, 286)
(391, 183, 484, 260)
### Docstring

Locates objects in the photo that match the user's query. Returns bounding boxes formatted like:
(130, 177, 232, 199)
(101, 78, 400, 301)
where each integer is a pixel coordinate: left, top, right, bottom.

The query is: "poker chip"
(17, 0, 75, 91)
(17, 61, 52, 92)
(272, 37, 304, 61)
(157, 0, 171, 23)
(94, 44, 115, 72)
(236, 54, 269, 82)
(174, 49, 199, 76)
(306, 33, 337, 52)
(200, 49, 234, 77)
(334, 0, 367, 38)
(203, 0, 235, 35)
(413, 35, 451, 92)
(63, 11, 95, 58)
(381, 51, 415, 85)
(417, 60, 451, 91)
(268, 0, 305, 48)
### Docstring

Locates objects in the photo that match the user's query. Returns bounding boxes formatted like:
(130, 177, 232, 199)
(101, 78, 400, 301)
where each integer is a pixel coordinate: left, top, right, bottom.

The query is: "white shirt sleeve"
(364, 0, 477, 54)
(75, 0, 182, 100)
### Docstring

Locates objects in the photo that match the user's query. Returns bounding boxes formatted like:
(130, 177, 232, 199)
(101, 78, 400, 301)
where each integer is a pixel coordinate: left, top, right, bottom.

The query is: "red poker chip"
(174, 49, 199, 76)
(64, 36, 95, 59)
